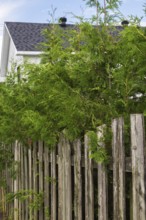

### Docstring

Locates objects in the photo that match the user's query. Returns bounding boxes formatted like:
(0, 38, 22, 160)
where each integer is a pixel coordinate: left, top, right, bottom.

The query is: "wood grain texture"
(73, 139, 82, 220)
(51, 147, 56, 220)
(97, 125, 108, 220)
(84, 134, 94, 220)
(131, 114, 146, 220)
(112, 118, 125, 220)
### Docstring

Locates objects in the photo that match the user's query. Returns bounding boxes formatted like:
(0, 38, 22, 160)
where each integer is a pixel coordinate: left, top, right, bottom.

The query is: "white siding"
(7, 39, 19, 72)
(0, 27, 10, 77)
(22, 55, 41, 64)
(0, 25, 42, 78)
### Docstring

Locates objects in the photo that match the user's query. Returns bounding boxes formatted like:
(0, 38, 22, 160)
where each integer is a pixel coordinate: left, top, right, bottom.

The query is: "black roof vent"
(59, 17, 67, 27)
(121, 20, 129, 26)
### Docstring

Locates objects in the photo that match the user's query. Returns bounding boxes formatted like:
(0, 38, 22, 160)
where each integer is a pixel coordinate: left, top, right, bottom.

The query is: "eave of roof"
(16, 51, 42, 56)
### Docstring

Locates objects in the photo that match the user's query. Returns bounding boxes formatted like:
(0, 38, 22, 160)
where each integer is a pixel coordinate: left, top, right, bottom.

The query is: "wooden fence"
(1, 114, 146, 219)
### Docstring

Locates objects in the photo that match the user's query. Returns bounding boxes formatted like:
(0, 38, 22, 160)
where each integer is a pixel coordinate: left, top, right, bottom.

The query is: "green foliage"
(87, 130, 109, 164)
(6, 189, 52, 219)
(83, 0, 123, 24)
(0, 143, 13, 174)
(0, 0, 145, 163)
(6, 190, 43, 212)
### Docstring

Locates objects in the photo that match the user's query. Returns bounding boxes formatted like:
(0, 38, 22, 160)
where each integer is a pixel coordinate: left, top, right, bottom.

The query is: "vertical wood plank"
(18, 143, 21, 220)
(20, 144, 25, 220)
(112, 118, 125, 220)
(24, 146, 29, 220)
(44, 145, 50, 219)
(58, 137, 64, 220)
(97, 125, 108, 220)
(33, 142, 38, 220)
(51, 147, 56, 220)
(9, 144, 15, 217)
(38, 141, 44, 220)
(84, 134, 94, 220)
(73, 139, 82, 220)
(14, 141, 20, 220)
(28, 145, 33, 219)
(58, 135, 72, 220)
(64, 137, 72, 220)
(131, 114, 146, 220)
(11, 144, 15, 218)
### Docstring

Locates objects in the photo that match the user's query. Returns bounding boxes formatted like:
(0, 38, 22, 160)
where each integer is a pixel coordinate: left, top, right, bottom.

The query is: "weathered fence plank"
(44, 145, 50, 219)
(20, 144, 24, 220)
(58, 137, 64, 220)
(73, 139, 82, 220)
(131, 114, 146, 220)
(58, 136, 72, 220)
(51, 147, 57, 220)
(14, 141, 20, 220)
(64, 137, 72, 220)
(24, 146, 29, 220)
(84, 134, 94, 220)
(97, 125, 108, 220)
(3, 114, 146, 220)
(38, 141, 44, 220)
(28, 145, 33, 219)
(112, 118, 125, 220)
(32, 142, 38, 220)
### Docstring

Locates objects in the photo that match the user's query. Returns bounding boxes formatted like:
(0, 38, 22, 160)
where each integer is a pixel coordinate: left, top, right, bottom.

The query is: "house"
(0, 19, 125, 82)
(0, 19, 71, 81)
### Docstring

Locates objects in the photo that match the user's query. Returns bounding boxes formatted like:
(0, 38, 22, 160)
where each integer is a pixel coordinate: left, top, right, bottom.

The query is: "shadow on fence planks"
(1, 114, 146, 220)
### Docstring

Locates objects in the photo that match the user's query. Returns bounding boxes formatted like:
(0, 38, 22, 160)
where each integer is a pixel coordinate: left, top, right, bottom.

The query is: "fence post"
(112, 118, 125, 220)
(131, 114, 146, 220)
(97, 125, 108, 220)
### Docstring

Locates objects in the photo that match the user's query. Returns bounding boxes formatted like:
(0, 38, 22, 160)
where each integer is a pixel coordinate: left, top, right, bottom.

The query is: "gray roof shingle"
(5, 21, 75, 52)
(5, 21, 123, 52)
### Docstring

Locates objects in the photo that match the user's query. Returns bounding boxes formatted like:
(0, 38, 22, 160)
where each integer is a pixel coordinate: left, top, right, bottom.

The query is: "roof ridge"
(5, 21, 76, 26)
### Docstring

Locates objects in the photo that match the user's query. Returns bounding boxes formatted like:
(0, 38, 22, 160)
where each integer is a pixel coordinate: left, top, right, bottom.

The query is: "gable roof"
(5, 22, 50, 52)
(0, 21, 124, 80)
(5, 21, 124, 53)
(5, 21, 75, 52)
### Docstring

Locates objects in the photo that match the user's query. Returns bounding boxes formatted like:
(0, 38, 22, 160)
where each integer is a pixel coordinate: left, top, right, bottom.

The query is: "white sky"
(0, 0, 145, 59)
